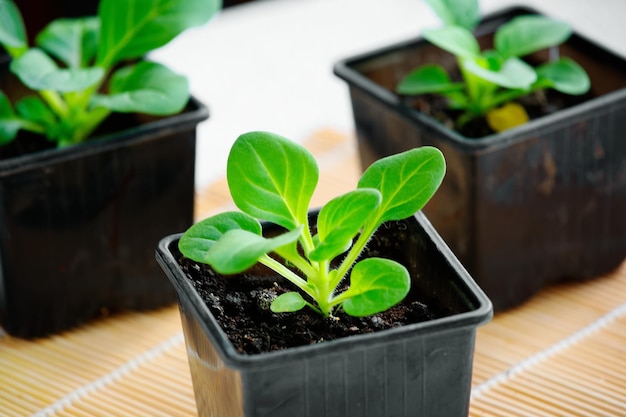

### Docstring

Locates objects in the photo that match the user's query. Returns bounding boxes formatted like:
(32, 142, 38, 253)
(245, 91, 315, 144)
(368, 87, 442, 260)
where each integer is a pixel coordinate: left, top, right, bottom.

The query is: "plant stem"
(328, 220, 378, 294)
(72, 107, 111, 144)
(259, 254, 316, 299)
(40, 90, 68, 118)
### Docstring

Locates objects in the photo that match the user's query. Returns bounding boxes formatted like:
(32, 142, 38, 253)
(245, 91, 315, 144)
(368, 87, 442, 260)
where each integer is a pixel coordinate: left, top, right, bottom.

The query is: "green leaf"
(178, 211, 261, 263)
(424, 0, 480, 30)
(0, 0, 27, 56)
(227, 131, 319, 230)
(309, 189, 381, 262)
(36, 17, 99, 68)
(535, 58, 590, 95)
(15, 96, 56, 126)
(0, 91, 22, 144)
(271, 292, 306, 313)
(96, 0, 222, 66)
(495, 15, 571, 58)
(10, 48, 104, 92)
(397, 64, 464, 95)
(423, 26, 480, 59)
(341, 258, 410, 317)
(463, 56, 537, 89)
(358, 146, 446, 224)
(91, 61, 189, 115)
(204, 226, 302, 274)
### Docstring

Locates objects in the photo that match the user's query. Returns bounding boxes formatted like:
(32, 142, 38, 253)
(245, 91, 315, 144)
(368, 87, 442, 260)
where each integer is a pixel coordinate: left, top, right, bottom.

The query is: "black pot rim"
(333, 5, 626, 153)
(0, 96, 209, 175)
(156, 211, 493, 370)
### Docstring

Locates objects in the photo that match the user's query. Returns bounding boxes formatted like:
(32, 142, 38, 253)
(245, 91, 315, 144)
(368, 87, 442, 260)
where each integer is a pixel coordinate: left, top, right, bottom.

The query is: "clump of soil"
(179, 257, 440, 355)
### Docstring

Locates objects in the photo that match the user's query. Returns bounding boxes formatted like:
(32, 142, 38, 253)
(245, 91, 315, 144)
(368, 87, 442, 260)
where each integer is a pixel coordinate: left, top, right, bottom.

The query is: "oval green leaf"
(424, 0, 480, 30)
(463, 56, 536, 89)
(36, 17, 99, 68)
(10, 48, 104, 92)
(227, 131, 319, 230)
(495, 15, 571, 58)
(0, 0, 27, 55)
(179, 211, 261, 263)
(358, 146, 446, 224)
(96, 0, 221, 66)
(271, 292, 307, 313)
(309, 188, 381, 262)
(342, 258, 410, 317)
(205, 226, 302, 274)
(397, 64, 464, 95)
(92, 62, 189, 115)
(423, 26, 480, 59)
(16, 96, 56, 126)
(0, 91, 22, 143)
(535, 58, 590, 95)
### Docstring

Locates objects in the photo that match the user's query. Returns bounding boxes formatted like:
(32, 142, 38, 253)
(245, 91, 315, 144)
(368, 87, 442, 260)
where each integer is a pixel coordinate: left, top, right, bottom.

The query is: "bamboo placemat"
(1, 129, 625, 417)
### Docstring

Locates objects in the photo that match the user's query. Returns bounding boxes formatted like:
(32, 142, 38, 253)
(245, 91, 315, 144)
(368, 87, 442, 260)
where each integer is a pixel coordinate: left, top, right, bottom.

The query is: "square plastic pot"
(0, 63, 209, 337)
(156, 212, 492, 417)
(333, 6, 626, 311)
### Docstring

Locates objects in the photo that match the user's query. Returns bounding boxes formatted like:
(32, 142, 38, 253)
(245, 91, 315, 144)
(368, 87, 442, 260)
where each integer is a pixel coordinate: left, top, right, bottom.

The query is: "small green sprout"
(179, 132, 446, 317)
(397, 0, 590, 132)
(0, 0, 221, 147)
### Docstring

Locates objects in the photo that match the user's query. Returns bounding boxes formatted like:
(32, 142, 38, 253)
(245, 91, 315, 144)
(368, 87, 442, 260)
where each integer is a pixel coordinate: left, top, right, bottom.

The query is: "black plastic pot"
(0, 69, 208, 337)
(156, 212, 492, 417)
(334, 6, 626, 312)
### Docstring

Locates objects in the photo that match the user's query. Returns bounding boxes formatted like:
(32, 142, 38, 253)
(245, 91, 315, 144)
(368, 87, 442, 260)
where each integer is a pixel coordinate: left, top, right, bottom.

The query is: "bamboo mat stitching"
(471, 301, 626, 399)
(30, 332, 184, 417)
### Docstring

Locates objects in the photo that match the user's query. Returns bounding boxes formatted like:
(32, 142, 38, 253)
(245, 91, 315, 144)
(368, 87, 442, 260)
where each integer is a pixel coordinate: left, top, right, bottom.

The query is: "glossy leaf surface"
(0, 0, 27, 55)
(204, 227, 302, 275)
(397, 64, 464, 95)
(423, 26, 479, 59)
(495, 15, 571, 58)
(309, 189, 381, 262)
(0, 92, 22, 143)
(178, 211, 261, 264)
(463, 56, 536, 89)
(535, 58, 590, 95)
(342, 258, 410, 317)
(97, 0, 221, 66)
(92, 61, 189, 114)
(424, 0, 480, 30)
(358, 146, 446, 224)
(36, 17, 99, 68)
(271, 292, 307, 313)
(10, 48, 104, 92)
(227, 131, 319, 230)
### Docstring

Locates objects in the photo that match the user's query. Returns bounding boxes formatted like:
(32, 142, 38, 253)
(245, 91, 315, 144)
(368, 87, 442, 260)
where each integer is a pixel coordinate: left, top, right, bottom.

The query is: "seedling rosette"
(397, 0, 590, 132)
(0, 0, 220, 147)
(179, 131, 446, 317)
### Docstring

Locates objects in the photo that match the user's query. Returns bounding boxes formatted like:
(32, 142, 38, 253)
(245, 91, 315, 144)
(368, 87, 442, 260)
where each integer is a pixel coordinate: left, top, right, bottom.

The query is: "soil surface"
(179, 257, 440, 355)
(401, 87, 592, 138)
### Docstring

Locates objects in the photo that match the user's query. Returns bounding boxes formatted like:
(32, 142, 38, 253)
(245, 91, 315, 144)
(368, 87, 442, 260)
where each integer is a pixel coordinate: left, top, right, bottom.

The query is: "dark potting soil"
(401, 88, 592, 139)
(179, 257, 440, 355)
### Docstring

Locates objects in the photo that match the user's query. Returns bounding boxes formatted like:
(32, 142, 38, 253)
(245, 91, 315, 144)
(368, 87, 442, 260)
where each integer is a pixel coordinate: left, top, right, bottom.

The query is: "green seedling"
(179, 131, 446, 317)
(0, 0, 221, 147)
(397, 0, 590, 132)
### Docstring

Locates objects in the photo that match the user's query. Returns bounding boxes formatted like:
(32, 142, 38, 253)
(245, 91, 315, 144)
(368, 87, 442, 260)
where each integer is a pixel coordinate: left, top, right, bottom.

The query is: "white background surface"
(150, 0, 626, 189)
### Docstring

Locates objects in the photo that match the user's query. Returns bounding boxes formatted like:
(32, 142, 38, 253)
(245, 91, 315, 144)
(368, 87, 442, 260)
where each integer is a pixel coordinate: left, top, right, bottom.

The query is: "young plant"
(397, 0, 590, 132)
(179, 131, 446, 317)
(0, 0, 221, 148)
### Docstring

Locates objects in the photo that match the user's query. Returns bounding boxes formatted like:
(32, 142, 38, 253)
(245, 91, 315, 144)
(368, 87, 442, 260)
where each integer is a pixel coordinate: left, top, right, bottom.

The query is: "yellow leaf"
(486, 102, 529, 133)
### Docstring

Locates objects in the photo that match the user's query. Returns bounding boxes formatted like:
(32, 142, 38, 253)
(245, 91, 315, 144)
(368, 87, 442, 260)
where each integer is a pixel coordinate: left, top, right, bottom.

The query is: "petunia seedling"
(397, 0, 590, 133)
(179, 131, 446, 317)
(0, 0, 221, 147)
